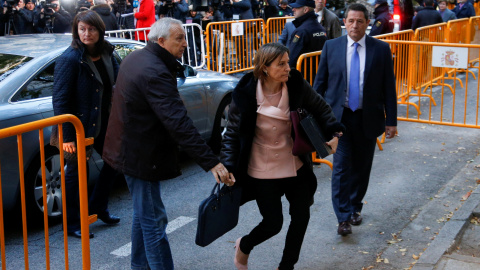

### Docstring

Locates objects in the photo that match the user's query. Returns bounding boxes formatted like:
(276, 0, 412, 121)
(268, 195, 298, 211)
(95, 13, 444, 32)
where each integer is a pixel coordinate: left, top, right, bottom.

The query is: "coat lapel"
(341, 36, 348, 89)
(364, 35, 375, 87)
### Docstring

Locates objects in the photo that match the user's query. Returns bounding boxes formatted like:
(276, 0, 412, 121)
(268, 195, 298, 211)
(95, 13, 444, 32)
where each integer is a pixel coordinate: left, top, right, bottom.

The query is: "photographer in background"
(13, 0, 36, 34)
(38, 0, 73, 33)
(91, 0, 119, 30)
(158, 0, 188, 22)
(262, 0, 279, 20)
(230, 0, 253, 19)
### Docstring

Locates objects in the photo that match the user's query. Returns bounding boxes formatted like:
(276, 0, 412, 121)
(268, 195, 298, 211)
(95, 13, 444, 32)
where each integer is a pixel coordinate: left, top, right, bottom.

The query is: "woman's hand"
(325, 137, 339, 154)
(63, 142, 76, 154)
(210, 163, 236, 186)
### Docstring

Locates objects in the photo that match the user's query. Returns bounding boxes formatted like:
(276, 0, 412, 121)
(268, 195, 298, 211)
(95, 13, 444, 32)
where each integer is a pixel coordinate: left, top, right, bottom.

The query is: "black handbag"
(291, 108, 333, 158)
(195, 183, 242, 247)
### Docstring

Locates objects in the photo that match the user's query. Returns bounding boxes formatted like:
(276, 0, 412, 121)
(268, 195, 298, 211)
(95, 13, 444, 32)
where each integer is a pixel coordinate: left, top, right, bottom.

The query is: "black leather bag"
(292, 108, 333, 158)
(195, 183, 242, 247)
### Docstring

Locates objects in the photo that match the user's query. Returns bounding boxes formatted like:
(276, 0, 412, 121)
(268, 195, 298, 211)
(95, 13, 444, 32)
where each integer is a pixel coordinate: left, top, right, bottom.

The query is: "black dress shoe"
(337, 221, 352, 236)
(350, 212, 362, 226)
(98, 213, 121, 225)
(68, 230, 94, 239)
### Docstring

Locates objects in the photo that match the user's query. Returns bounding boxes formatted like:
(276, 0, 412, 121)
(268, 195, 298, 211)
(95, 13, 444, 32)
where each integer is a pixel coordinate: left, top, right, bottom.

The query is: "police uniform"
(369, 2, 394, 36)
(288, 11, 327, 68)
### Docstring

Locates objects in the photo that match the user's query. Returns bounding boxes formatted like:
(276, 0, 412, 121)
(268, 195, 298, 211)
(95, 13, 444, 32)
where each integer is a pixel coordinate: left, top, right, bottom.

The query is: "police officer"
(288, 0, 327, 68)
(369, 0, 394, 36)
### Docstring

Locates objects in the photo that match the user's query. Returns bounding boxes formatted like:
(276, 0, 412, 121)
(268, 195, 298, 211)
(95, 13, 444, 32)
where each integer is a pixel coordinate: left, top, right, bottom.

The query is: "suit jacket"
(313, 35, 397, 139)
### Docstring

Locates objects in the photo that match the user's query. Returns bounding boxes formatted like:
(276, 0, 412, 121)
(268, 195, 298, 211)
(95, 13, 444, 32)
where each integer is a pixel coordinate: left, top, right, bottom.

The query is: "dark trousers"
(240, 165, 317, 270)
(65, 119, 117, 232)
(331, 108, 377, 223)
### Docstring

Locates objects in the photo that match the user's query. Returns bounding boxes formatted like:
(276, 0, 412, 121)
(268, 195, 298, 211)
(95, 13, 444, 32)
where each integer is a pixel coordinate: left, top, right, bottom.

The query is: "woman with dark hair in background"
(52, 10, 120, 239)
(220, 43, 345, 270)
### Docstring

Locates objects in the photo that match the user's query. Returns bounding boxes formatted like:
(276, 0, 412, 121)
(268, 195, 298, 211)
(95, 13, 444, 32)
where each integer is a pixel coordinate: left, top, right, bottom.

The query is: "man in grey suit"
(313, 3, 397, 236)
(314, 0, 342, 39)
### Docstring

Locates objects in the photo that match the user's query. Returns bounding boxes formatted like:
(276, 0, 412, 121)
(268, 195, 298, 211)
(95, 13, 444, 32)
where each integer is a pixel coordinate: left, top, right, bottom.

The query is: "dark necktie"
(349, 42, 360, 111)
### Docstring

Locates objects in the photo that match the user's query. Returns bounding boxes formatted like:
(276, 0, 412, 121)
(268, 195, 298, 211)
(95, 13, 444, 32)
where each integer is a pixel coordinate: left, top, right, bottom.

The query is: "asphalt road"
(1, 117, 480, 270)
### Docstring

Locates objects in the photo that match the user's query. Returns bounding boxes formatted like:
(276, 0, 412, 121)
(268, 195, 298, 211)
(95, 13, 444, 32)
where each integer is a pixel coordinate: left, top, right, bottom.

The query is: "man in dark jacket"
(453, 0, 476, 19)
(412, 0, 443, 30)
(288, 0, 327, 68)
(91, 0, 119, 31)
(13, 0, 36, 34)
(230, 0, 254, 19)
(314, 0, 342, 39)
(369, 0, 394, 36)
(103, 18, 233, 269)
(278, 0, 293, 16)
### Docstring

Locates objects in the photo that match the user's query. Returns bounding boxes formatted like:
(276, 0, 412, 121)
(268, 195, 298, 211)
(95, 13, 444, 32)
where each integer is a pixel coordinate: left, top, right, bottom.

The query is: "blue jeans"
(124, 174, 174, 270)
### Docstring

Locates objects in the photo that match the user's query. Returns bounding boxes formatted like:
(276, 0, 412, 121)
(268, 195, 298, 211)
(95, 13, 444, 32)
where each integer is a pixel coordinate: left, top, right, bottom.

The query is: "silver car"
(0, 34, 237, 221)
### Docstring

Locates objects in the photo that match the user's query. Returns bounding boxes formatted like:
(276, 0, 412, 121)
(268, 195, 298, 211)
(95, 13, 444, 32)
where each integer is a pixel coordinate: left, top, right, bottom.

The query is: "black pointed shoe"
(98, 213, 121, 225)
(68, 230, 94, 239)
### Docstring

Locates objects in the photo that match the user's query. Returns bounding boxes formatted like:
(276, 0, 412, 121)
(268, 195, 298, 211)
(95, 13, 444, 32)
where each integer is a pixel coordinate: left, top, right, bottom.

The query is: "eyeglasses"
(78, 27, 98, 34)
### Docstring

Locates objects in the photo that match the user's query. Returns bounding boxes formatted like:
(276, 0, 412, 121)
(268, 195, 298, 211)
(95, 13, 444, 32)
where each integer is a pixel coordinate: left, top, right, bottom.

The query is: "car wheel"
(209, 95, 231, 154)
(25, 147, 63, 222)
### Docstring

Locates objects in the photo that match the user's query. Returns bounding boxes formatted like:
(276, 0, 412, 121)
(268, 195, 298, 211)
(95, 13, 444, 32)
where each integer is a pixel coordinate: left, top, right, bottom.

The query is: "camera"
(76, 0, 91, 12)
(38, 0, 57, 16)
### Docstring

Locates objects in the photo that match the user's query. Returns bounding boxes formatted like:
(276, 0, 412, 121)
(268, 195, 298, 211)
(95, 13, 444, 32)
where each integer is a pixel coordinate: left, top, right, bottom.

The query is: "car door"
(177, 68, 208, 138)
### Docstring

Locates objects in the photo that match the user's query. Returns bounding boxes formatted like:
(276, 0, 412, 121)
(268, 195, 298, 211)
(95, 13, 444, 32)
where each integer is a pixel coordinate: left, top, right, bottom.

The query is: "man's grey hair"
(147, 17, 184, 41)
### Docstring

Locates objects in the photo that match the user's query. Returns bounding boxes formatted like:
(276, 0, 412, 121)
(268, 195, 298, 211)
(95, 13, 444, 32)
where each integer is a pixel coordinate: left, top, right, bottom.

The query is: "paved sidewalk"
(411, 155, 480, 270)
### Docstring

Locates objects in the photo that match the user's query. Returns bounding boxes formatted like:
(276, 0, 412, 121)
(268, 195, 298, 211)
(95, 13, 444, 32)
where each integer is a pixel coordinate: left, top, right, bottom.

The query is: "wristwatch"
(333, 132, 342, 138)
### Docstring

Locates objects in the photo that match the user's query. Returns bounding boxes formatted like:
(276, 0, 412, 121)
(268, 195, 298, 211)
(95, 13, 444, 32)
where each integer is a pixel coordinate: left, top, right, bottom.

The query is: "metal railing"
(106, 23, 206, 69)
(0, 115, 94, 269)
(204, 19, 264, 74)
(263, 16, 294, 44)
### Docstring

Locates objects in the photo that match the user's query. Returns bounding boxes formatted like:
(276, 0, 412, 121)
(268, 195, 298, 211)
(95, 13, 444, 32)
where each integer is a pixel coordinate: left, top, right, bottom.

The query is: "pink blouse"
(247, 80, 303, 179)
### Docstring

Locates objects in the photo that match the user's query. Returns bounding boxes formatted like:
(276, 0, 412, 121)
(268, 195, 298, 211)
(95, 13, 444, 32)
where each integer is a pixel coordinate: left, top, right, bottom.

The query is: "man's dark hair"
(345, 3, 369, 21)
(424, 0, 434, 6)
(71, 10, 107, 57)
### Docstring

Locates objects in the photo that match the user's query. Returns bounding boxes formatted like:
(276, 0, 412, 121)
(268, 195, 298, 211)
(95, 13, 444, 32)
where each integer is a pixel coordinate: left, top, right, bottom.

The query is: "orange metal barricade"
(375, 29, 414, 41)
(385, 40, 480, 129)
(446, 18, 470, 44)
(263, 16, 294, 44)
(414, 22, 447, 42)
(467, 16, 480, 68)
(205, 19, 264, 74)
(0, 115, 94, 270)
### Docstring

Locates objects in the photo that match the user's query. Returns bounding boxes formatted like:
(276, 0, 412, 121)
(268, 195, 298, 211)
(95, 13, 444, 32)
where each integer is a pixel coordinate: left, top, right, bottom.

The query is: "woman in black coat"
(220, 43, 345, 270)
(52, 10, 120, 239)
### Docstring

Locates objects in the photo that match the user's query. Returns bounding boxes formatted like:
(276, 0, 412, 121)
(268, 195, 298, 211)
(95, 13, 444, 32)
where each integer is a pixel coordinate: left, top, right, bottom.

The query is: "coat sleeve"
(381, 42, 397, 126)
(288, 30, 305, 67)
(219, 98, 241, 172)
(233, 0, 251, 11)
(145, 72, 220, 172)
(313, 40, 329, 96)
(331, 16, 342, 39)
(52, 52, 79, 143)
(301, 79, 345, 137)
(175, 0, 189, 13)
(278, 26, 288, 45)
(135, 0, 154, 20)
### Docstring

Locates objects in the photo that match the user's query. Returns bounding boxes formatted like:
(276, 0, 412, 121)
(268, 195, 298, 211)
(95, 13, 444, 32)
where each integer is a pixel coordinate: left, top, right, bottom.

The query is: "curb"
(412, 186, 480, 270)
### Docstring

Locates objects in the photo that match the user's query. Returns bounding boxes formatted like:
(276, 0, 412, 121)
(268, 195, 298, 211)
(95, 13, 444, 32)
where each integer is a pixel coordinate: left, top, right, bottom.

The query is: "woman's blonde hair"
(253, 43, 290, 81)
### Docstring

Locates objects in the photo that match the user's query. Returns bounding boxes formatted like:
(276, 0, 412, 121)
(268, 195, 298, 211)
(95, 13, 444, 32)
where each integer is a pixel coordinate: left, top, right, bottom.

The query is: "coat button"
(275, 141, 279, 145)
(95, 107, 98, 110)
(96, 89, 99, 92)
(275, 153, 279, 158)
(273, 126, 277, 131)
(93, 124, 96, 127)
(153, 165, 156, 169)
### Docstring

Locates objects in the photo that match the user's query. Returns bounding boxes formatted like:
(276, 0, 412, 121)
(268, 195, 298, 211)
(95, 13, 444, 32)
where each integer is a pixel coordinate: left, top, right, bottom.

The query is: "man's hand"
(210, 163, 236, 186)
(325, 137, 339, 154)
(385, 126, 397, 139)
(63, 141, 76, 154)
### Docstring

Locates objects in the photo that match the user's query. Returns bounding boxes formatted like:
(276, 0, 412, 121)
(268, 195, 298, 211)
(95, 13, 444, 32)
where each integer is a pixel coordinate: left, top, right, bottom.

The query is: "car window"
(11, 61, 55, 102)
(0, 54, 34, 83)
(114, 44, 145, 60)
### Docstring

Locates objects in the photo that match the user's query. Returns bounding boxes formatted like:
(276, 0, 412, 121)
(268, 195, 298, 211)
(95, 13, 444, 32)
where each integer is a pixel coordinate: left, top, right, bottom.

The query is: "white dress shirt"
(345, 34, 366, 109)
